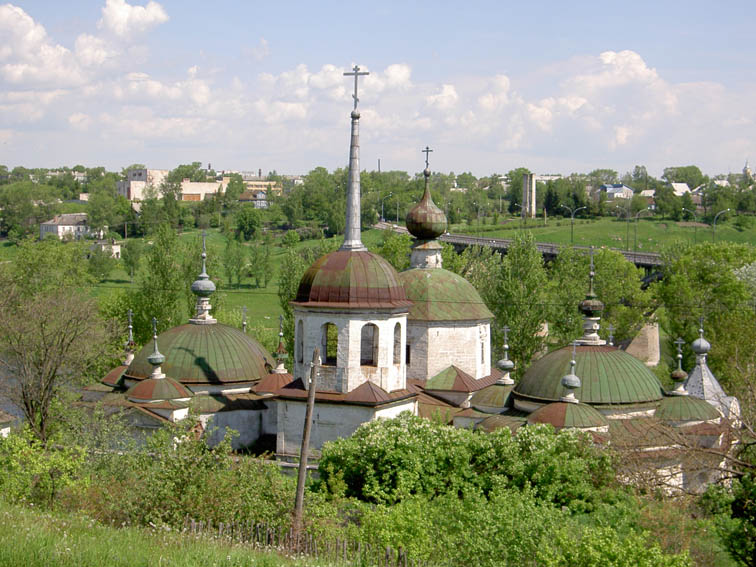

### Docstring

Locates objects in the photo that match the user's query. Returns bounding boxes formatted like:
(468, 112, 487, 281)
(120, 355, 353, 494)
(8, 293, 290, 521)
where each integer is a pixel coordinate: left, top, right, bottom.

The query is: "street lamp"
(713, 208, 731, 242)
(560, 204, 586, 246)
(634, 207, 652, 253)
(511, 202, 522, 229)
(380, 192, 393, 222)
(681, 207, 698, 244)
(613, 205, 631, 251)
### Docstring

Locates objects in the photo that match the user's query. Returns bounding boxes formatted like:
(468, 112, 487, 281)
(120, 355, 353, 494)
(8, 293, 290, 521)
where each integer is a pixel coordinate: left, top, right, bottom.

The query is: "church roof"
(406, 182, 447, 240)
(398, 268, 492, 321)
(470, 383, 514, 413)
(293, 250, 411, 310)
(126, 376, 192, 403)
(655, 395, 721, 423)
(684, 361, 728, 409)
(425, 365, 499, 393)
(253, 372, 294, 395)
(125, 323, 272, 385)
(475, 414, 526, 433)
(527, 401, 609, 429)
(102, 365, 128, 388)
(514, 345, 663, 406)
(275, 378, 415, 407)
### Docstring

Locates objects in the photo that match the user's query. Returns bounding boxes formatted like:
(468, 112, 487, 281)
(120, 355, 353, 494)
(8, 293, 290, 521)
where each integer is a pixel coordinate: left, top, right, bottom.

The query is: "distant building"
(670, 182, 691, 197)
(239, 189, 269, 209)
(91, 239, 121, 259)
(180, 178, 229, 201)
(40, 213, 102, 240)
(117, 169, 170, 202)
(599, 184, 634, 200)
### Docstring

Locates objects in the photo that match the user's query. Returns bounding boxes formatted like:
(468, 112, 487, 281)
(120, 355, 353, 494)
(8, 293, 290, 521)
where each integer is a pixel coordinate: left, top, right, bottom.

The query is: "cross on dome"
(422, 146, 433, 169)
(343, 64, 369, 110)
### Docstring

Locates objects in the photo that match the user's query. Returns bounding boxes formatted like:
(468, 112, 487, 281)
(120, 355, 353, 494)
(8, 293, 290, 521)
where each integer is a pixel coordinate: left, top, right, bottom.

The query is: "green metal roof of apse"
(398, 268, 492, 321)
(527, 401, 609, 429)
(514, 345, 663, 406)
(125, 323, 273, 385)
(655, 395, 721, 422)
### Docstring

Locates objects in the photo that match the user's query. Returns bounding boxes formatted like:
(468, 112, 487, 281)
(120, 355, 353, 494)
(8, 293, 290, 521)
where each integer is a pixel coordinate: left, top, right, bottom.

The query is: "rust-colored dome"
(126, 377, 192, 403)
(406, 184, 447, 240)
(294, 250, 412, 309)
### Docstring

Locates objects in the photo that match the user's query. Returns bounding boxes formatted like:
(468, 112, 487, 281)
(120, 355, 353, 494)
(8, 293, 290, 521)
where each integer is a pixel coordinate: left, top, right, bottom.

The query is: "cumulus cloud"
(98, 0, 168, 40)
(426, 84, 458, 110)
(248, 37, 270, 61)
(75, 34, 117, 66)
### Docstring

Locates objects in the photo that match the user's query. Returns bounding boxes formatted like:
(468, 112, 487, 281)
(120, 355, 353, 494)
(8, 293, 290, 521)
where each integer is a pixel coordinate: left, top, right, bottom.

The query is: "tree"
(87, 245, 116, 282)
(378, 230, 412, 272)
(278, 246, 320, 354)
(654, 185, 680, 219)
(587, 169, 619, 187)
(222, 237, 244, 288)
(663, 165, 706, 189)
(236, 204, 262, 241)
(121, 238, 144, 282)
(224, 173, 245, 202)
(504, 167, 531, 212)
(249, 236, 273, 288)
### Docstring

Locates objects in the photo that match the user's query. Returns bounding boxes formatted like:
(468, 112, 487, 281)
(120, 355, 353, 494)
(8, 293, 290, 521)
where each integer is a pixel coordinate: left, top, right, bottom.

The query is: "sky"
(1, 0, 755, 178)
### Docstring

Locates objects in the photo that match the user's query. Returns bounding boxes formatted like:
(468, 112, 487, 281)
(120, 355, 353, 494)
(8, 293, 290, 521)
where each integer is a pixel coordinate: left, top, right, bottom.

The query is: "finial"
(577, 246, 605, 345)
(242, 306, 247, 333)
(422, 146, 433, 177)
(127, 309, 134, 344)
(560, 341, 581, 403)
(273, 314, 288, 373)
(670, 337, 689, 394)
(607, 324, 614, 347)
(190, 231, 217, 324)
(691, 316, 711, 357)
(344, 64, 369, 111)
(123, 308, 136, 365)
(146, 317, 165, 377)
(496, 324, 514, 384)
(406, 144, 447, 242)
(588, 245, 596, 297)
(279, 314, 284, 339)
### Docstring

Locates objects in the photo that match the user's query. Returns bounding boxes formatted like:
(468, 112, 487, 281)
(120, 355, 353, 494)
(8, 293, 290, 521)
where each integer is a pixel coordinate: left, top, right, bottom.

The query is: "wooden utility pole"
(293, 347, 319, 544)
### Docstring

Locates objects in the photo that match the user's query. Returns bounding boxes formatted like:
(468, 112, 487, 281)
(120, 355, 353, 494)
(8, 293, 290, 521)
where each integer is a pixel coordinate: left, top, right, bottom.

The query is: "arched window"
(360, 323, 379, 366)
(321, 322, 338, 366)
(393, 322, 401, 365)
(296, 320, 304, 364)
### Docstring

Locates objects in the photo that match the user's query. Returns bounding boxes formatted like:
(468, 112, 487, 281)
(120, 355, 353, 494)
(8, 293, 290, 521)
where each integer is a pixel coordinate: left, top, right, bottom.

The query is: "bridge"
(373, 222, 663, 271)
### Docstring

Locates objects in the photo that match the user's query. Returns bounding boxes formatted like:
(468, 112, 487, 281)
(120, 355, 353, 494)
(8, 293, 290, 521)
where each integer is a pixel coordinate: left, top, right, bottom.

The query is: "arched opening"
(360, 323, 379, 366)
(321, 322, 338, 366)
(393, 322, 401, 366)
(296, 320, 303, 364)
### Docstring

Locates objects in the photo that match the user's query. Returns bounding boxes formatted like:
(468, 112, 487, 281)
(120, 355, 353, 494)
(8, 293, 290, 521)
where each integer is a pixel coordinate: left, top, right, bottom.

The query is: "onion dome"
(527, 401, 608, 430)
(294, 250, 411, 309)
(513, 345, 663, 407)
(655, 394, 721, 424)
(406, 169, 447, 240)
(398, 268, 491, 321)
(125, 323, 273, 385)
(691, 326, 711, 355)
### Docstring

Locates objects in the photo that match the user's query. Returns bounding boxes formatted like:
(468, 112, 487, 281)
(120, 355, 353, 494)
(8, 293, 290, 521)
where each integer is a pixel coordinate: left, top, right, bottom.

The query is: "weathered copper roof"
(655, 395, 721, 423)
(470, 383, 514, 413)
(425, 366, 499, 393)
(275, 378, 415, 406)
(406, 185, 447, 240)
(293, 250, 411, 309)
(253, 373, 294, 395)
(475, 414, 526, 433)
(514, 345, 663, 406)
(125, 323, 272, 385)
(102, 365, 128, 388)
(527, 401, 608, 429)
(190, 394, 267, 413)
(126, 377, 192, 402)
(399, 268, 492, 321)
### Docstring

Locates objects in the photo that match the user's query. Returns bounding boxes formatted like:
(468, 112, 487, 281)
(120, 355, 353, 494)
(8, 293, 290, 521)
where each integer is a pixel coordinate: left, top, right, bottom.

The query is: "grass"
(452, 216, 756, 252)
(0, 501, 329, 567)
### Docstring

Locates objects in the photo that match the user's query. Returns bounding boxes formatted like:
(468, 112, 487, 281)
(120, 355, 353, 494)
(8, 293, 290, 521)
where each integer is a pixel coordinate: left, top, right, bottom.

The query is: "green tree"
(224, 173, 245, 202)
(377, 230, 412, 271)
(87, 245, 116, 282)
(663, 165, 707, 189)
(249, 236, 273, 288)
(221, 237, 244, 288)
(121, 238, 144, 282)
(236, 204, 262, 241)
(277, 246, 318, 354)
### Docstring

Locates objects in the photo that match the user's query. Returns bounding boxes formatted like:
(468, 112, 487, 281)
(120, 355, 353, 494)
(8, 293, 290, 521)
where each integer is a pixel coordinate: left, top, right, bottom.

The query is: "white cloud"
(426, 84, 458, 110)
(248, 37, 269, 61)
(68, 112, 92, 130)
(75, 34, 117, 66)
(98, 0, 168, 40)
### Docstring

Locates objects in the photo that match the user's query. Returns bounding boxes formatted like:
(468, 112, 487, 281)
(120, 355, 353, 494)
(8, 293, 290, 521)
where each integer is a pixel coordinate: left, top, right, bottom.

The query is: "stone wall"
(406, 320, 490, 380)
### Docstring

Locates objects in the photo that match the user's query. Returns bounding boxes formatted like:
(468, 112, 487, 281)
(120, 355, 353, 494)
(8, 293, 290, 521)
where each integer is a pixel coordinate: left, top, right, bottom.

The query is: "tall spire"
(190, 231, 217, 324)
(340, 64, 369, 252)
(147, 317, 166, 379)
(576, 246, 605, 345)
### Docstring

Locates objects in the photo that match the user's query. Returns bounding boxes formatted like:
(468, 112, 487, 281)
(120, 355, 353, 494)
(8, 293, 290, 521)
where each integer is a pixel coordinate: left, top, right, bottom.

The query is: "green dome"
(294, 250, 411, 309)
(656, 395, 721, 423)
(527, 401, 608, 429)
(126, 323, 273, 385)
(398, 268, 492, 321)
(514, 345, 663, 406)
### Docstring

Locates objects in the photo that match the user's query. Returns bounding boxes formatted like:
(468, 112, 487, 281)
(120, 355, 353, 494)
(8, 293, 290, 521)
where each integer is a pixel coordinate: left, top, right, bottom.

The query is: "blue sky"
(2, 1, 755, 177)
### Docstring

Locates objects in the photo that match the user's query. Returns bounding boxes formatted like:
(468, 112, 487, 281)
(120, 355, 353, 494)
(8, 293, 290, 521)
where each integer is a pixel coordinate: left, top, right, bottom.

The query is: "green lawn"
(452, 216, 756, 252)
(0, 501, 316, 567)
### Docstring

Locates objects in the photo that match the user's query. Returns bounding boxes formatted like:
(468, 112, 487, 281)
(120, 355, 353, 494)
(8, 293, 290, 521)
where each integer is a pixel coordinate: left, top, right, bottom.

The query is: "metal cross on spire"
(127, 309, 133, 343)
(422, 146, 433, 169)
(242, 306, 247, 333)
(343, 64, 369, 110)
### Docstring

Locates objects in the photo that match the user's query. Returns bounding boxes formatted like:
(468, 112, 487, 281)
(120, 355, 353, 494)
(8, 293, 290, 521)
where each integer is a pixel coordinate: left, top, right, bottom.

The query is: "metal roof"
(125, 323, 272, 385)
(527, 401, 608, 429)
(294, 250, 411, 309)
(275, 378, 416, 406)
(514, 345, 663, 406)
(655, 395, 721, 422)
(399, 268, 492, 321)
(425, 365, 499, 392)
(126, 376, 192, 402)
(406, 185, 447, 240)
